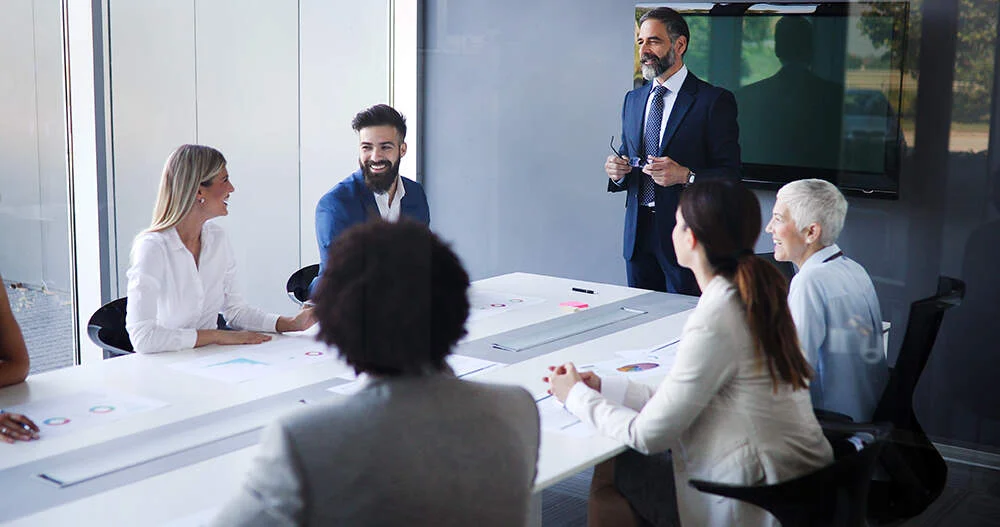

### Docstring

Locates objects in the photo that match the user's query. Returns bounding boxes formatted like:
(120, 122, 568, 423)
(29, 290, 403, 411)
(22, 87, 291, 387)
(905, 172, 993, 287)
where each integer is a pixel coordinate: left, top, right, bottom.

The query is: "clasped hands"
(605, 154, 689, 187)
(543, 363, 602, 403)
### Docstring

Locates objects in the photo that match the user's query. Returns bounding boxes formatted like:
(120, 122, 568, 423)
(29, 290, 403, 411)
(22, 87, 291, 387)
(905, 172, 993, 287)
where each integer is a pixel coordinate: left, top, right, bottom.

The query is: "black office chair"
(88, 297, 236, 359)
(286, 264, 319, 305)
(865, 276, 964, 523)
(757, 251, 795, 282)
(87, 297, 134, 359)
(689, 422, 892, 527)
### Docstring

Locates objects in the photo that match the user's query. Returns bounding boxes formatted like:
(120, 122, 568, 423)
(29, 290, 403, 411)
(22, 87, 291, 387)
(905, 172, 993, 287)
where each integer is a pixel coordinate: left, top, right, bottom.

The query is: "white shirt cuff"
(601, 376, 629, 405)
(565, 382, 595, 416)
(181, 328, 198, 350)
(264, 313, 281, 332)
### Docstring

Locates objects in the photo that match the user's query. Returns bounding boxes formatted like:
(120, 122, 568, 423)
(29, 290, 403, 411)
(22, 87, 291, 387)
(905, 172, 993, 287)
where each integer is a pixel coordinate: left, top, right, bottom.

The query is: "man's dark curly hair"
(312, 220, 469, 376)
(351, 104, 407, 141)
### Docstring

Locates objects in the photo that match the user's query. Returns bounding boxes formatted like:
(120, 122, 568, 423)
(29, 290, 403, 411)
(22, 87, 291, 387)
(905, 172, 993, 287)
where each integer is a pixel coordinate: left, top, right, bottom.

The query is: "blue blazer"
(315, 169, 430, 276)
(610, 73, 741, 262)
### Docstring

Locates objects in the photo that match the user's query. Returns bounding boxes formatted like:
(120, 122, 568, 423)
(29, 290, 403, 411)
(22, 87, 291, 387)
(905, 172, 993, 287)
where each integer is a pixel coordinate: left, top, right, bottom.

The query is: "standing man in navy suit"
(606, 7, 741, 296)
(313, 104, 430, 292)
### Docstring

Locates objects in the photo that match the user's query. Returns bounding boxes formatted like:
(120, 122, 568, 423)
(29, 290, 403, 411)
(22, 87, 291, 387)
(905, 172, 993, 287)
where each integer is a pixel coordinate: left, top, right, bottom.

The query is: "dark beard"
(640, 49, 675, 81)
(361, 159, 399, 194)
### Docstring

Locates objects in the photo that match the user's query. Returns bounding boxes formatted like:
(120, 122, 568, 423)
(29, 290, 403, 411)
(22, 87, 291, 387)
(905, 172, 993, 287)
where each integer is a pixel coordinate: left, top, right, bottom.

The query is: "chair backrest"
(87, 297, 134, 358)
(874, 276, 965, 427)
(689, 423, 891, 527)
(757, 252, 796, 282)
(286, 264, 319, 305)
(867, 276, 964, 522)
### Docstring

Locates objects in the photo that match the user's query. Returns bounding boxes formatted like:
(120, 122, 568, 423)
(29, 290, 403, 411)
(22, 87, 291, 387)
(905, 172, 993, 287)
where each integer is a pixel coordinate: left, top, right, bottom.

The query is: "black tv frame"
(659, 1, 910, 200)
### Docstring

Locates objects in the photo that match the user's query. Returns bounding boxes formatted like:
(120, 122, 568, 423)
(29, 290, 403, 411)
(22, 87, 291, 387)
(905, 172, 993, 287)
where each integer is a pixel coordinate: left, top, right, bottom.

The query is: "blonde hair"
(147, 144, 227, 233)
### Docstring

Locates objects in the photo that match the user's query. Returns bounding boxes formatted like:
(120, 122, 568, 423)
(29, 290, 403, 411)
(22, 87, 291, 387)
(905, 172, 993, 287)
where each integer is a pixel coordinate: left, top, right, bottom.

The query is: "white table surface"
(0, 272, 691, 526)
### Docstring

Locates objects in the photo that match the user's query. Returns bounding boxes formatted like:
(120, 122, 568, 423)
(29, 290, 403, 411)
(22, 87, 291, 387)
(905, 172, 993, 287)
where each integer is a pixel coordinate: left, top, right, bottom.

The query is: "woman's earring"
(198, 197, 206, 204)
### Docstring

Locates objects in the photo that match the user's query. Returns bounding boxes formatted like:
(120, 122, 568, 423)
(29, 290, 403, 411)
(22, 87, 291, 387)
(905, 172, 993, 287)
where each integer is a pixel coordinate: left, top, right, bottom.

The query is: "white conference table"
(0, 273, 694, 526)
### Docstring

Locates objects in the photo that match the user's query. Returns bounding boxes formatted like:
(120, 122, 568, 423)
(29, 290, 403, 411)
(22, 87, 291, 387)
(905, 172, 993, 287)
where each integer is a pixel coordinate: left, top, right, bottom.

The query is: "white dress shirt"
(612, 66, 690, 199)
(644, 65, 688, 150)
(125, 222, 279, 353)
(565, 276, 831, 526)
(373, 175, 406, 222)
(789, 243, 889, 421)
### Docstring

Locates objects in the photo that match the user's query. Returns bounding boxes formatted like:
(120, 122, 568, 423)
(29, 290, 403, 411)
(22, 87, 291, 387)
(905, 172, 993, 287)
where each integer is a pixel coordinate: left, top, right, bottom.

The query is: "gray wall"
(423, 0, 629, 285)
(423, 0, 1000, 448)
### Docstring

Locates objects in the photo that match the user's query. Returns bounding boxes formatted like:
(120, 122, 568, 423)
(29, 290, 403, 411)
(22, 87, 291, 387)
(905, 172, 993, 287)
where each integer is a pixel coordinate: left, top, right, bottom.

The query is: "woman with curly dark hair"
(214, 220, 540, 527)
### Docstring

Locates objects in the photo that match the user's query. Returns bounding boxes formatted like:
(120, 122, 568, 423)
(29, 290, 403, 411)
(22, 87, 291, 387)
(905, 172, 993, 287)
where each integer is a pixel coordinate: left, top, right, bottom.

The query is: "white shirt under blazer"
(126, 222, 279, 353)
(566, 276, 833, 526)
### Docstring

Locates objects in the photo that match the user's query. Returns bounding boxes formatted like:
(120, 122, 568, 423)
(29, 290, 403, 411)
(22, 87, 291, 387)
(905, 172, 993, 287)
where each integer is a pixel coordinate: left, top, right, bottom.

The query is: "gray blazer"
(213, 373, 540, 527)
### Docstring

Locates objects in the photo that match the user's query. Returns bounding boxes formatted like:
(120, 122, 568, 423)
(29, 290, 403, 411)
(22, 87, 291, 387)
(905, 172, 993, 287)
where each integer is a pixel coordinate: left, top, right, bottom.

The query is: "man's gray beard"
(641, 50, 675, 81)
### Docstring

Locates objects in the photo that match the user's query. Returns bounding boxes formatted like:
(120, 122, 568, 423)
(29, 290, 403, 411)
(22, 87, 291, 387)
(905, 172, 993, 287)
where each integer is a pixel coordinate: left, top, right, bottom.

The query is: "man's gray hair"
(776, 179, 848, 247)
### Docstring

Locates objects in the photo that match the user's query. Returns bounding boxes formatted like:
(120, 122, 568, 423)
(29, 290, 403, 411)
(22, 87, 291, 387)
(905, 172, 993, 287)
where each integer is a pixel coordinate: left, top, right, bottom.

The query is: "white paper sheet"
(169, 338, 335, 384)
(446, 354, 501, 378)
(467, 289, 545, 321)
(159, 507, 220, 526)
(536, 395, 596, 438)
(576, 338, 681, 381)
(3, 391, 169, 439)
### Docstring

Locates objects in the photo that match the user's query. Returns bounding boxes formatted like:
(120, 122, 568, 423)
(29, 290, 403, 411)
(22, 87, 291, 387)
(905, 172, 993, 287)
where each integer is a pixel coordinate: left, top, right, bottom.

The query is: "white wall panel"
(196, 0, 300, 313)
(299, 0, 389, 267)
(0, 0, 44, 284)
(109, 0, 197, 293)
(34, 0, 71, 292)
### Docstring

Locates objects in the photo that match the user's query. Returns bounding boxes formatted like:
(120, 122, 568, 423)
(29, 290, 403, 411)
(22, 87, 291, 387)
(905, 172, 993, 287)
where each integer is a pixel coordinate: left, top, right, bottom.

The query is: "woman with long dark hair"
(547, 180, 832, 526)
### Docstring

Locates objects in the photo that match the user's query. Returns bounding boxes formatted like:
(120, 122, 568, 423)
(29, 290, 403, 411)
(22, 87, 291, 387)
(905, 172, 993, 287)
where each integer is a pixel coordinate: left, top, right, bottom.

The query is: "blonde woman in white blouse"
(126, 144, 315, 353)
(547, 180, 832, 527)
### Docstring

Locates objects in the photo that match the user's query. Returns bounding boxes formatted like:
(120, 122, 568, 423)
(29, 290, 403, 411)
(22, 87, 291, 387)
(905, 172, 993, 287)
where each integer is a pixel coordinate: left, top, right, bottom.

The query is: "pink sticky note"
(559, 301, 589, 309)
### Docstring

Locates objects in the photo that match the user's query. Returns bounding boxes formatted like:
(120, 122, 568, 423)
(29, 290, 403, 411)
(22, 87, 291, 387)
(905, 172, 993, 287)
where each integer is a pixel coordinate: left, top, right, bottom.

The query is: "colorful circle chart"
(617, 362, 659, 373)
(43, 417, 71, 426)
(89, 405, 116, 414)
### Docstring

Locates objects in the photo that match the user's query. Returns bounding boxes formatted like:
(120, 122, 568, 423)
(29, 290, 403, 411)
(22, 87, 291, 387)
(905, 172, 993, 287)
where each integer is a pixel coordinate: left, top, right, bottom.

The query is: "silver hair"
(146, 144, 227, 233)
(776, 178, 848, 246)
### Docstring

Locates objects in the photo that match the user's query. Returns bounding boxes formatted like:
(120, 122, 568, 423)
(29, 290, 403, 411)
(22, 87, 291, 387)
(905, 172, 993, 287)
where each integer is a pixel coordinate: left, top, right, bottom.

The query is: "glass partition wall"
(0, 0, 75, 373)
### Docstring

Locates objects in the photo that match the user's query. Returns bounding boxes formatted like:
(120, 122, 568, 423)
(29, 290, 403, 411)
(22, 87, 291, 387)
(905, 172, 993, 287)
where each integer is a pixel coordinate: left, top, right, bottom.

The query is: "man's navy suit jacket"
(610, 73, 742, 262)
(315, 169, 430, 276)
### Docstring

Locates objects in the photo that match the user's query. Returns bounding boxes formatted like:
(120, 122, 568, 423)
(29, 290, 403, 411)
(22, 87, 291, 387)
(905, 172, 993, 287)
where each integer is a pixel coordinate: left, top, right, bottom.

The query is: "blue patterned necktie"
(640, 85, 668, 206)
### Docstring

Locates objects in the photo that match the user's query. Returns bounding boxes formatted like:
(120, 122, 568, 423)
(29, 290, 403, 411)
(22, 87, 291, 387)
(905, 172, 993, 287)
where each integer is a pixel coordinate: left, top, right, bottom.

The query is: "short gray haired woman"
(765, 178, 888, 421)
(125, 144, 315, 353)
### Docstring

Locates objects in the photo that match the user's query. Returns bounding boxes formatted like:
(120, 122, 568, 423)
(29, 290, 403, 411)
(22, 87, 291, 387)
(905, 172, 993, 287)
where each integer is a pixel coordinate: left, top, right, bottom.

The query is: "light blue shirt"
(789, 244, 889, 421)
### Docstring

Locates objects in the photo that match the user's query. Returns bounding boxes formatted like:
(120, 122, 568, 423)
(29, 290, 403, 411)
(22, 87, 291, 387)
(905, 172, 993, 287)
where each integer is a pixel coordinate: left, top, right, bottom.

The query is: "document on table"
(159, 507, 220, 526)
(3, 391, 169, 439)
(169, 338, 335, 384)
(326, 355, 502, 396)
(582, 339, 680, 380)
(536, 395, 596, 438)
(467, 289, 545, 322)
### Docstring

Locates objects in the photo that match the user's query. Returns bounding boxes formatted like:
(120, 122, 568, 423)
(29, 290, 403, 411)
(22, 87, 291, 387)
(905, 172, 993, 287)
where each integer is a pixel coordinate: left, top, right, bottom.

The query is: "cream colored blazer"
(566, 276, 833, 526)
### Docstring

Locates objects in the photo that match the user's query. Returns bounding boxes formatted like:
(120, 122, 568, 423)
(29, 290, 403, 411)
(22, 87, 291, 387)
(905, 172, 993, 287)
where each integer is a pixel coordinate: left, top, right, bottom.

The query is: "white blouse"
(125, 222, 279, 353)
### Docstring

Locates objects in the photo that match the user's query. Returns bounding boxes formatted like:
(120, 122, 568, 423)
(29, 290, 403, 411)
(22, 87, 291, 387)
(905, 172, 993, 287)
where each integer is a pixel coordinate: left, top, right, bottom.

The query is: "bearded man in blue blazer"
(313, 104, 430, 293)
(606, 7, 741, 296)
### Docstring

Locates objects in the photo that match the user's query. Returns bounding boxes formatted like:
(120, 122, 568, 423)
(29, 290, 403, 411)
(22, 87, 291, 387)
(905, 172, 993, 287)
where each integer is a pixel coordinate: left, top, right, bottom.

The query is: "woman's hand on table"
(543, 363, 601, 403)
(0, 411, 39, 444)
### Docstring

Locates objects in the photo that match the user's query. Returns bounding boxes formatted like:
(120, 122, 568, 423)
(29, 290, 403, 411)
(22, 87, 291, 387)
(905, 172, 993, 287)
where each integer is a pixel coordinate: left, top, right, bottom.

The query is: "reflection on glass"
(646, 3, 909, 195)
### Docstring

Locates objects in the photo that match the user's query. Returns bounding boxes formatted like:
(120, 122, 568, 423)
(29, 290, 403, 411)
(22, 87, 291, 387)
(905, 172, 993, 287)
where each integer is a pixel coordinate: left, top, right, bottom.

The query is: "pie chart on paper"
(617, 362, 659, 373)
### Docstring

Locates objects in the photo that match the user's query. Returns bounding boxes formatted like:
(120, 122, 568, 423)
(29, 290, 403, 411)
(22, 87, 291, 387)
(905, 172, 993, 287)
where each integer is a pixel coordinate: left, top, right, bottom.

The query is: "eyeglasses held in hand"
(610, 136, 644, 167)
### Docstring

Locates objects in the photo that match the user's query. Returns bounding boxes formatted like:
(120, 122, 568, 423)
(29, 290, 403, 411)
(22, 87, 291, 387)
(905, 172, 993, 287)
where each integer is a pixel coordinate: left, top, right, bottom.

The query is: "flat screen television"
(637, 2, 910, 198)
